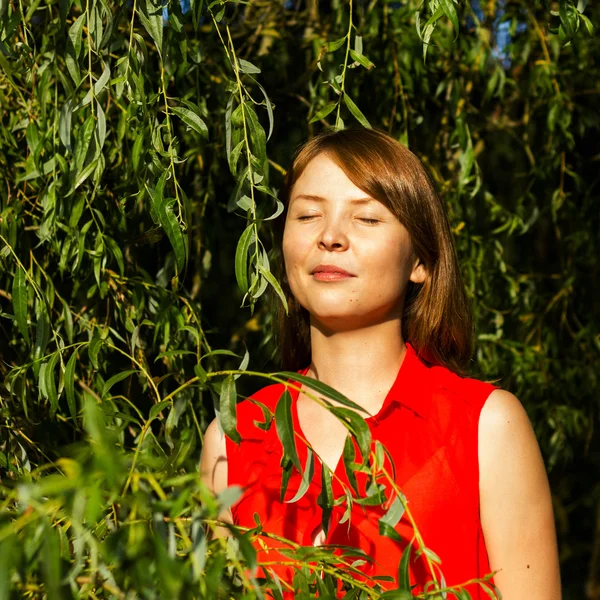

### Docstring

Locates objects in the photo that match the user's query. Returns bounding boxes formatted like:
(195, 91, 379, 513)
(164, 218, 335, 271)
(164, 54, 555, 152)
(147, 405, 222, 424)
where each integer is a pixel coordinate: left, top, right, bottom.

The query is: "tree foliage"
(0, 0, 598, 596)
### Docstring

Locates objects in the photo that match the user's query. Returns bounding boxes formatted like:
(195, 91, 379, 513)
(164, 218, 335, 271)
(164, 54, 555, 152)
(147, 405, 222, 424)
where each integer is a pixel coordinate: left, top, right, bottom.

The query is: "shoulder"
(478, 389, 547, 494)
(199, 417, 227, 493)
(425, 359, 499, 414)
(478, 389, 536, 457)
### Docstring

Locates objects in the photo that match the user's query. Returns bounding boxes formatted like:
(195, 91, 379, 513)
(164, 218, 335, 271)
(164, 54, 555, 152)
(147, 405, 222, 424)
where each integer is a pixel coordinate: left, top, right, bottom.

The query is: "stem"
(335, 0, 353, 129)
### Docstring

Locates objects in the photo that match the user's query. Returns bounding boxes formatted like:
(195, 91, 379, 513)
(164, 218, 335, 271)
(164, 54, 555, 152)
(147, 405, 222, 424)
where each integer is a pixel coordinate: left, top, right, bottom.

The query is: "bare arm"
(199, 417, 233, 538)
(479, 389, 561, 599)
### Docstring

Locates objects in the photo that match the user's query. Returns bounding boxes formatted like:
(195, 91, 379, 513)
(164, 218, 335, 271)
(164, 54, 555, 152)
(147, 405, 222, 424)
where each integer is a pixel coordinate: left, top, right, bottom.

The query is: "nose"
(317, 217, 349, 252)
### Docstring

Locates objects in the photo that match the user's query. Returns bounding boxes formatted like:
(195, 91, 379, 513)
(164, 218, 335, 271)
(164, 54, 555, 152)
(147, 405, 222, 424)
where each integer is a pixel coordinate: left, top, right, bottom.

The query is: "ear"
(409, 257, 427, 284)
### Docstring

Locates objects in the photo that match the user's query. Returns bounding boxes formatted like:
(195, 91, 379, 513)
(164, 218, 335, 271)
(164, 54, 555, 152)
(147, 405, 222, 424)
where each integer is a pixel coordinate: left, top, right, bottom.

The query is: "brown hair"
(272, 126, 473, 376)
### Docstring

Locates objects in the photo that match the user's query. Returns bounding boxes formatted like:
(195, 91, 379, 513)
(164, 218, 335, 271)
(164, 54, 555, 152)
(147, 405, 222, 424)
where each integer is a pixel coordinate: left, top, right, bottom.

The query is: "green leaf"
(102, 370, 137, 397)
(96, 100, 106, 151)
(343, 93, 371, 128)
(254, 80, 274, 140)
(398, 540, 412, 591)
(65, 349, 78, 423)
(257, 263, 288, 313)
(88, 332, 103, 370)
(228, 140, 245, 177)
(342, 435, 360, 494)
(249, 398, 274, 431)
(59, 99, 73, 152)
(33, 307, 50, 364)
(104, 236, 124, 276)
(324, 37, 347, 52)
(156, 349, 196, 361)
(274, 389, 300, 471)
(45, 352, 60, 416)
(219, 375, 241, 444)
(69, 13, 86, 57)
(580, 13, 595, 35)
(285, 446, 314, 503)
(139, 0, 163, 56)
(309, 102, 337, 124)
(150, 173, 187, 275)
(234, 224, 254, 294)
(349, 49, 375, 70)
(170, 106, 209, 139)
(244, 104, 267, 165)
(379, 590, 412, 600)
(330, 406, 371, 461)
(42, 522, 62, 598)
(439, 0, 459, 38)
(60, 296, 74, 345)
(378, 521, 402, 542)
(317, 463, 334, 536)
(559, 0, 578, 39)
(12, 266, 30, 343)
(276, 372, 366, 412)
(80, 63, 111, 107)
(149, 400, 171, 421)
(379, 494, 405, 529)
(238, 58, 261, 74)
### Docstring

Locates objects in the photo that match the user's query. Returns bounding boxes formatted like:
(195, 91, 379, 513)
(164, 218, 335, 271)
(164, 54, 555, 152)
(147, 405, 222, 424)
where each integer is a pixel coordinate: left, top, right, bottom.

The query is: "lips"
(311, 264, 355, 277)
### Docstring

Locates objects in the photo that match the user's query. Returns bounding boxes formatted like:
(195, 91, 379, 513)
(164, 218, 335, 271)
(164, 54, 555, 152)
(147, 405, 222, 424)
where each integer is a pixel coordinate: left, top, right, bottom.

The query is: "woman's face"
(282, 152, 426, 330)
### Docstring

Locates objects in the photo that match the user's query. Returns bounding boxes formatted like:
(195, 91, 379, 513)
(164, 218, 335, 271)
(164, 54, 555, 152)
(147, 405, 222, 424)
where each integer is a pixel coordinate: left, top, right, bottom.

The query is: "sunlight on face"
(282, 153, 424, 331)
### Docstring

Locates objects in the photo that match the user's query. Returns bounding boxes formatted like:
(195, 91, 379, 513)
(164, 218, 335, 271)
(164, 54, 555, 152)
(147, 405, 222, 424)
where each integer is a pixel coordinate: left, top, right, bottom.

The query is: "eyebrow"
(291, 194, 373, 205)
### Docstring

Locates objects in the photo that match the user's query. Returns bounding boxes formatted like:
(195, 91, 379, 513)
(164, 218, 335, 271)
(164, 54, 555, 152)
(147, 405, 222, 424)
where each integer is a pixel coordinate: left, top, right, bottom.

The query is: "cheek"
(282, 228, 311, 270)
(369, 241, 409, 289)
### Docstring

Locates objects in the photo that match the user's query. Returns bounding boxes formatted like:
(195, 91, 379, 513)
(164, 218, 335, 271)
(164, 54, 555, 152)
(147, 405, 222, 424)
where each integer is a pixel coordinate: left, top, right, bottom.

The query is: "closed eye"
(297, 215, 318, 221)
(358, 218, 380, 225)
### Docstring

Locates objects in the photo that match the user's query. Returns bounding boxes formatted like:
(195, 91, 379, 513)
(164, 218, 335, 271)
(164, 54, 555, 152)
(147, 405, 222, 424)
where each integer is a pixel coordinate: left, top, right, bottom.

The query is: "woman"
(200, 127, 561, 598)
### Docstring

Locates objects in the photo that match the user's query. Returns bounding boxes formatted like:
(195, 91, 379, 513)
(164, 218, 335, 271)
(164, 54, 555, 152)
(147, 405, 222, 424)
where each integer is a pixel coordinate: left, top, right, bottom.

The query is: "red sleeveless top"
(226, 343, 499, 597)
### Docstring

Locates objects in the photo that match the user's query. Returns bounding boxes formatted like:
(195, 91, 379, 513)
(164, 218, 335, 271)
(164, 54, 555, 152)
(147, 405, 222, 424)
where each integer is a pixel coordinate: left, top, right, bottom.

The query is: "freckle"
(527, 565, 530, 569)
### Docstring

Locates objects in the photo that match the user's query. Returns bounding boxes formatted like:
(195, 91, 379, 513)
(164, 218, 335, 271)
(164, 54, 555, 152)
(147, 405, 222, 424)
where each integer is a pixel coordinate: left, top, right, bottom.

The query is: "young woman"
(200, 128, 561, 598)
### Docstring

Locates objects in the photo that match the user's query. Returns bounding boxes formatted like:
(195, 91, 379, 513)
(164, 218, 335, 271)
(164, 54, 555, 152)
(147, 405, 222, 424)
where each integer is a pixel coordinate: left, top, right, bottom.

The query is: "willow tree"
(0, 0, 597, 597)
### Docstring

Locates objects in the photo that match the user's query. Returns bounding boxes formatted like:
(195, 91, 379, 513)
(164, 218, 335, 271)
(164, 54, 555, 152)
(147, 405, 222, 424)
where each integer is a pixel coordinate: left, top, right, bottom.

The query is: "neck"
(307, 317, 407, 411)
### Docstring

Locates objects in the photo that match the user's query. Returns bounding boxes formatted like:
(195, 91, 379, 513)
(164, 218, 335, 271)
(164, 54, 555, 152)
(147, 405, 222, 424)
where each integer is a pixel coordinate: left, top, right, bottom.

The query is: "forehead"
(290, 153, 372, 203)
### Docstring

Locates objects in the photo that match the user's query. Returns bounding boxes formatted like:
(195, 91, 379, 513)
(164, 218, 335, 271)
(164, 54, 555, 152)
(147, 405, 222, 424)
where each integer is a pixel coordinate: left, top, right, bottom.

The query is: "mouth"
(311, 265, 356, 280)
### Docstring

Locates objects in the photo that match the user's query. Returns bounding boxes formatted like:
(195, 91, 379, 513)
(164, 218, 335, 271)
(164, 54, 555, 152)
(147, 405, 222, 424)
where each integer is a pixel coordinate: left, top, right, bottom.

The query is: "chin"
(307, 305, 372, 330)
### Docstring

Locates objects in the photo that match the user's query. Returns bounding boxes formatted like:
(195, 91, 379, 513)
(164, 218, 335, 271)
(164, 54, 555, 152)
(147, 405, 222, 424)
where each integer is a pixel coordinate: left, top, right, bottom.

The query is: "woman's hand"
(479, 389, 561, 599)
(199, 418, 233, 538)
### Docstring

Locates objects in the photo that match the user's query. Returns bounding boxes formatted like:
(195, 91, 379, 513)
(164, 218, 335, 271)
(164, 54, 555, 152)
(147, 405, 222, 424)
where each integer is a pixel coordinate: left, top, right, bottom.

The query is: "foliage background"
(0, 0, 598, 597)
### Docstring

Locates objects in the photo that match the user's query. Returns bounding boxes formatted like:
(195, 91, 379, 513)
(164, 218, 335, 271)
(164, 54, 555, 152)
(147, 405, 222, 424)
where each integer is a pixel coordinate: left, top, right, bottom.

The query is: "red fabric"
(225, 343, 498, 597)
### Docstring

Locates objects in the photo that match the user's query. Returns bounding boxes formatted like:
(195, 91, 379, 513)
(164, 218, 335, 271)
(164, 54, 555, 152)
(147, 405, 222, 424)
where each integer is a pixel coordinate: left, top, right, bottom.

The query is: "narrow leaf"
(219, 375, 241, 444)
(149, 400, 171, 421)
(277, 372, 366, 412)
(257, 263, 288, 312)
(45, 352, 60, 416)
(234, 225, 254, 294)
(439, 0, 459, 38)
(309, 102, 337, 124)
(343, 93, 371, 128)
(274, 389, 300, 471)
(102, 370, 137, 397)
(171, 106, 209, 138)
(12, 266, 30, 343)
(324, 37, 347, 52)
(65, 349, 78, 422)
(285, 446, 314, 503)
(398, 540, 412, 591)
(317, 463, 334, 536)
(379, 495, 406, 528)
(349, 49, 375, 69)
(238, 58, 261, 74)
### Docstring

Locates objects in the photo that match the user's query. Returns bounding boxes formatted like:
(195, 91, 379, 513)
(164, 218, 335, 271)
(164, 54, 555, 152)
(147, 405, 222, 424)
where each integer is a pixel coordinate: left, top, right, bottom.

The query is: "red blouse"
(226, 343, 499, 597)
